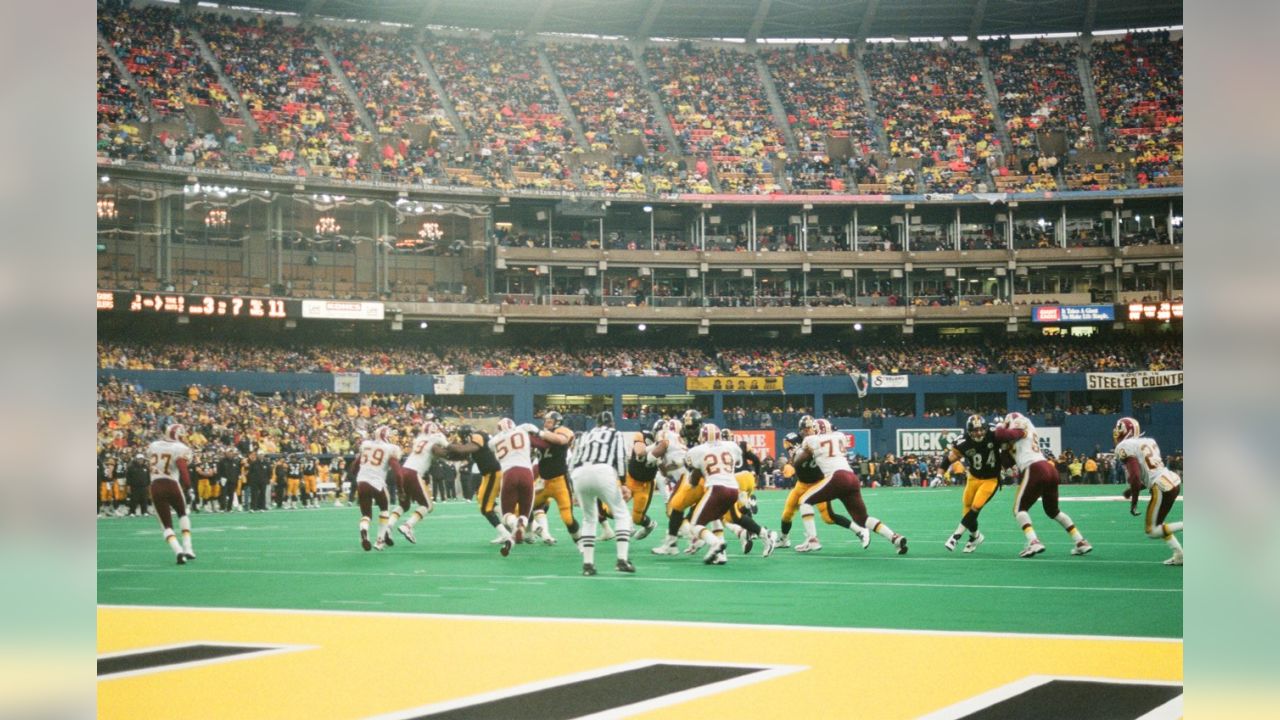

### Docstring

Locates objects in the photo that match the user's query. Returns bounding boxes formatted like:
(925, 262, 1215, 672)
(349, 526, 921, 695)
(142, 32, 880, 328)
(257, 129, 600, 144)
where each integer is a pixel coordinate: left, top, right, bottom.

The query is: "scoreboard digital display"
(1124, 301, 1183, 322)
(98, 291, 299, 319)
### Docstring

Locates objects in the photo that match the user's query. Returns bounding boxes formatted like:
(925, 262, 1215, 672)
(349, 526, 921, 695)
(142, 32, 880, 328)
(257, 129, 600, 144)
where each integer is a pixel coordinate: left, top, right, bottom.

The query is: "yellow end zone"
(98, 606, 1181, 719)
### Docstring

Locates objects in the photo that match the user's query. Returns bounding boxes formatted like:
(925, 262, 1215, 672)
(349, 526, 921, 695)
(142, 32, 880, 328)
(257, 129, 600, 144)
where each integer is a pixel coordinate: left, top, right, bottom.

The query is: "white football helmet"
(373, 425, 393, 442)
(698, 422, 720, 444)
(814, 418, 833, 435)
(1113, 417, 1142, 444)
(165, 424, 186, 442)
(1002, 412, 1029, 430)
(496, 417, 516, 433)
(664, 418, 683, 435)
(422, 420, 443, 436)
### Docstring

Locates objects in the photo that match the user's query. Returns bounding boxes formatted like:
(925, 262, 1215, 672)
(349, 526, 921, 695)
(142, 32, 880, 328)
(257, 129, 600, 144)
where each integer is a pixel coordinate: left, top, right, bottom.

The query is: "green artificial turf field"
(97, 484, 1183, 639)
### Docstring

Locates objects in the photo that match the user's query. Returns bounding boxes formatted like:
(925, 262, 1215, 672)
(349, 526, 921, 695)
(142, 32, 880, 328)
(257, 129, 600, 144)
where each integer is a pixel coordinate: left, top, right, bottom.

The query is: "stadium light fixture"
(638, 323, 647, 331)
(100, 175, 110, 183)
(420, 321, 428, 329)
(853, 323, 863, 331)
(642, 205, 653, 213)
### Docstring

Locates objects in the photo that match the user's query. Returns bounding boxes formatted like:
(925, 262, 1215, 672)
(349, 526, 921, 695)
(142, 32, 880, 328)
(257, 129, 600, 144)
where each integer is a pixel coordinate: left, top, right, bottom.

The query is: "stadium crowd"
(94, 1, 1182, 196)
(99, 336, 1181, 377)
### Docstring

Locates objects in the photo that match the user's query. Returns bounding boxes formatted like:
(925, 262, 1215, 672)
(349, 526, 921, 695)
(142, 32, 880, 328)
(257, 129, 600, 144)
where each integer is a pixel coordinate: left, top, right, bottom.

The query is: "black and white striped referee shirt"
(569, 426, 627, 478)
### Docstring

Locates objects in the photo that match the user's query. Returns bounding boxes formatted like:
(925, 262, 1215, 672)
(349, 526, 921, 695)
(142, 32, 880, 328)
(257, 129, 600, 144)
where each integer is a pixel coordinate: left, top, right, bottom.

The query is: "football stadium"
(96, 0, 1184, 717)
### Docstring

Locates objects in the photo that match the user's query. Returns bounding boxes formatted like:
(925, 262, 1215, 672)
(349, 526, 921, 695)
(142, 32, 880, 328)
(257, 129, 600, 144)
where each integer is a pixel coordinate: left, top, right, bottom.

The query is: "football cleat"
(740, 530, 754, 555)
(858, 526, 872, 550)
(374, 539, 385, 551)
(513, 519, 525, 544)
(615, 559, 636, 573)
(361, 529, 372, 552)
(182, 551, 196, 561)
(775, 534, 791, 548)
(893, 535, 909, 555)
(795, 538, 822, 553)
(963, 532, 985, 553)
(703, 541, 726, 564)
(398, 524, 416, 544)
(761, 530, 778, 558)
(651, 543, 680, 556)
(1071, 540, 1094, 556)
(1164, 552, 1183, 566)
(684, 536, 706, 555)
(382, 530, 394, 548)
(633, 519, 655, 541)
(1019, 540, 1046, 558)
(499, 539, 513, 557)
(176, 553, 187, 565)
(582, 563, 596, 576)
(944, 535, 959, 552)
(709, 551, 728, 565)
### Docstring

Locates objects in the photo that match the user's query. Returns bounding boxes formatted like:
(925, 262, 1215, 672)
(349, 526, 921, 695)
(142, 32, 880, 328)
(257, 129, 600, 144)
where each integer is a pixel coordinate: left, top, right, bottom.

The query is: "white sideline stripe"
(98, 604, 1183, 644)
(916, 674, 1182, 720)
(99, 566, 1182, 593)
(98, 641, 315, 681)
(1059, 496, 1184, 503)
(359, 659, 805, 720)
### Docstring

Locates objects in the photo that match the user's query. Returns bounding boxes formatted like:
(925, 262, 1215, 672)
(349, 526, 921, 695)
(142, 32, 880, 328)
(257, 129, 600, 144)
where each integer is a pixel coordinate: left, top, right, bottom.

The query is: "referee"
(568, 411, 636, 576)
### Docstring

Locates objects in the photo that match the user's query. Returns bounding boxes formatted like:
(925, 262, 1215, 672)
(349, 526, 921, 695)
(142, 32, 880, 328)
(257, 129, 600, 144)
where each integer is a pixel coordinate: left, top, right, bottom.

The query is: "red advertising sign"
(725, 429, 776, 461)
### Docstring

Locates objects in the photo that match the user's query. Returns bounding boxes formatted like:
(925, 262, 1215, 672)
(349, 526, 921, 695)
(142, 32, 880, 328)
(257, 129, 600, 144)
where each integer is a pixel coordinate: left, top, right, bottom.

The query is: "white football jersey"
(655, 430, 688, 477)
(404, 432, 448, 474)
(146, 439, 193, 482)
(489, 424, 539, 471)
(686, 440, 741, 488)
(801, 431, 852, 477)
(1004, 415, 1045, 472)
(356, 439, 402, 490)
(1115, 437, 1180, 491)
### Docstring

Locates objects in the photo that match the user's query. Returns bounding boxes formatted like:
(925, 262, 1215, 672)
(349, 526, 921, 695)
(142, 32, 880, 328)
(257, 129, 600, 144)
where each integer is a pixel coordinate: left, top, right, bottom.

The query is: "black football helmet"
(681, 409, 703, 444)
(784, 431, 801, 450)
(544, 410, 564, 429)
(596, 410, 614, 427)
(965, 413, 988, 441)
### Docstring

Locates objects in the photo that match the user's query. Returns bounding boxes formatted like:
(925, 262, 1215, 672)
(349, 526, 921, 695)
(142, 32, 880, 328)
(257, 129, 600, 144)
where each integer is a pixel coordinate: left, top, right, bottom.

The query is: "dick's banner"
(895, 427, 1062, 457)
(1085, 371, 1184, 390)
(686, 376, 784, 392)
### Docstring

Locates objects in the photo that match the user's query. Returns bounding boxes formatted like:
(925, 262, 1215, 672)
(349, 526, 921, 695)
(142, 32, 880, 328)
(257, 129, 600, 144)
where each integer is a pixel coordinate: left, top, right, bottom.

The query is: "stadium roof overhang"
(187, 0, 1182, 40)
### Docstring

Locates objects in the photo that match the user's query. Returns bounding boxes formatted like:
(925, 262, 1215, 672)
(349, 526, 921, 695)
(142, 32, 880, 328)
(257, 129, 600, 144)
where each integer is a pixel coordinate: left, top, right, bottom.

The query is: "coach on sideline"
(568, 411, 636, 576)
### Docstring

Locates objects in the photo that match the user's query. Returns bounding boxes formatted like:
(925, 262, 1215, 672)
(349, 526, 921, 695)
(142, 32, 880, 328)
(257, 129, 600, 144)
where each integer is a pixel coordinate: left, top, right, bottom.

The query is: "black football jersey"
(950, 430, 1001, 480)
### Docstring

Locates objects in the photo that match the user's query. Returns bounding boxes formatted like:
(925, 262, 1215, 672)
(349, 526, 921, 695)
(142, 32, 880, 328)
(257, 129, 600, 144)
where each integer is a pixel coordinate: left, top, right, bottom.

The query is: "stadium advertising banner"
(725, 429, 776, 460)
(841, 429, 873, 460)
(896, 428, 963, 455)
(301, 299, 386, 321)
(1032, 304, 1116, 323)
(433, 374, 466, 395)
(333, 373, 360, 394)
(896, 427, 1063, 456)
(686, 376, 784, 392)
(1086, 370, 1184, 390)
(871, 374, 910, 389)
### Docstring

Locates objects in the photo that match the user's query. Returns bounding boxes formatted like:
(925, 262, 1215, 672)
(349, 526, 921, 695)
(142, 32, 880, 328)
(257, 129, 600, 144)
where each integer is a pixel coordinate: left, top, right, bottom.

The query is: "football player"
(301, 453, 318, 508)
(1114, 418, 1184, 565)
(530, 411, 581, 545)
(650, 418, 705, 555)
(487, 417, 542, 556)
(624, 419, 664, 541)
(994, 412, 1092, 558)
(777, 417, 857, 552)
(146, 424, 196, 564)
(395, 419, 449, 544)
(943, 414, 1002, 553)
(719, 428, 778, 557)
(792, 419, 907, 554)
(684, 423, 742, 565)
(448, 424, 511, 548)
(345, 425, 403, 551)
(285, 453, 303, 509)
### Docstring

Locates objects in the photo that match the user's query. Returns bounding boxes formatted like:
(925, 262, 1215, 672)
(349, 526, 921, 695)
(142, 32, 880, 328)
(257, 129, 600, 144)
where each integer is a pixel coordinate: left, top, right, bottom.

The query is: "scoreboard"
(97, 291, 297, 319)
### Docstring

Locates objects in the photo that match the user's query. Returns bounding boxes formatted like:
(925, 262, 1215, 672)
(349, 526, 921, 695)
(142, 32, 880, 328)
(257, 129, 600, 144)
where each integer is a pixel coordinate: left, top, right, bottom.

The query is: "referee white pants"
(571, 464, 632, 558)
